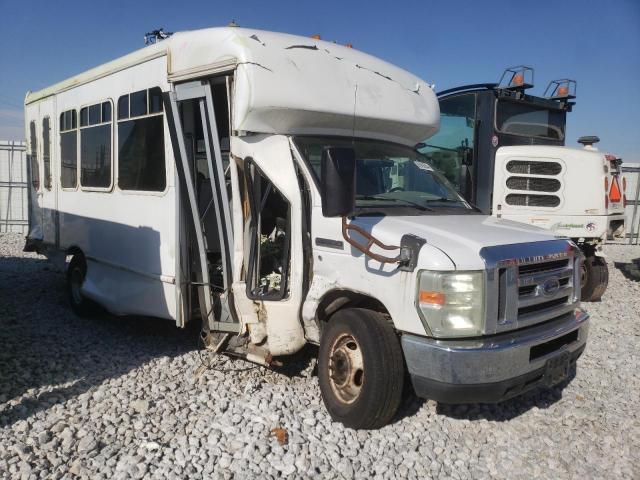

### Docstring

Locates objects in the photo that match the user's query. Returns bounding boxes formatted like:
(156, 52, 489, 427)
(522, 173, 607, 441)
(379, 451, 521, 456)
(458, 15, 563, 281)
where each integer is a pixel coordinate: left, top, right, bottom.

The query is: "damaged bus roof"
(25, 27, 439, 145)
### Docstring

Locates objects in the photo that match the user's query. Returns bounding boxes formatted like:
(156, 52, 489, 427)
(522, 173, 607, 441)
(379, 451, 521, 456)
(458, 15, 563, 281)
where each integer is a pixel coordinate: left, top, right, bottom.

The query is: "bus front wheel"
(318, 308, 404, 429)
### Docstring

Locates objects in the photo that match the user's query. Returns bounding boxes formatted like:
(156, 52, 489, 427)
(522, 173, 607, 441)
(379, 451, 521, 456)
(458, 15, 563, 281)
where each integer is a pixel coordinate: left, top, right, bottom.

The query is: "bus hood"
(352, 214, 563, 270)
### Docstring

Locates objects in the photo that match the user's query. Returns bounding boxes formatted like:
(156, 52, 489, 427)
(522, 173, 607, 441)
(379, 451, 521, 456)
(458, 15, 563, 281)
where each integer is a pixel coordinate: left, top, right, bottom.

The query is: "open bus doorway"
(166, 76, 238, 333)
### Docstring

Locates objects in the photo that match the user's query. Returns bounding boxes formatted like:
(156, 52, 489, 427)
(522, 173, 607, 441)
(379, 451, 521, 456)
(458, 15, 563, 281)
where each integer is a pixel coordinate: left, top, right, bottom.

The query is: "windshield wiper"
(423, 197, 462, 203)
(357, 195, 434, 211)
(417, 143, 459, 153)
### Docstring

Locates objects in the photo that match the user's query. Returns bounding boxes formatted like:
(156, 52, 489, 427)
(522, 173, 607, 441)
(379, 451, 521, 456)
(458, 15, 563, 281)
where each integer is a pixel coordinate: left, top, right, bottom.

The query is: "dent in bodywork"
(249, 34, 265, 46)
(354, 63, 421, 94)
(285, 44, 319, 51)
(280, 43, 419, 95)
(236, 61, 273, 73)
(301, 274, 339, 343)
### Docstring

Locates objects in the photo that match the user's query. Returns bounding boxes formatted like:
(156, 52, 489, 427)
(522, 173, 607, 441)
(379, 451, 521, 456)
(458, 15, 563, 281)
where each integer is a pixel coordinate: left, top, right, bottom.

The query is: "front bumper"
(401, 308, 589, 404)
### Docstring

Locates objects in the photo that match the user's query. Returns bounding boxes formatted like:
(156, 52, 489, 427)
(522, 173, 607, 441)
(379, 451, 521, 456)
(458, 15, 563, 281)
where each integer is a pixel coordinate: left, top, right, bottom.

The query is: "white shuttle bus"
(24, 27, 589, 428)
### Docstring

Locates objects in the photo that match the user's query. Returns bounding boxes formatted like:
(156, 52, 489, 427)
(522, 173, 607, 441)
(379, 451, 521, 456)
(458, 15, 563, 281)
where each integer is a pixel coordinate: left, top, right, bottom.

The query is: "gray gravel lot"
(1, 232, 639, 479)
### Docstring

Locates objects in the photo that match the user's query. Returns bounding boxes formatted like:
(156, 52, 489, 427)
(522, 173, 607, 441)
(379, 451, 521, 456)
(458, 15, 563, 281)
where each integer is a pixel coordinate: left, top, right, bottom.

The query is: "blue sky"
(1, 0, 638, 161)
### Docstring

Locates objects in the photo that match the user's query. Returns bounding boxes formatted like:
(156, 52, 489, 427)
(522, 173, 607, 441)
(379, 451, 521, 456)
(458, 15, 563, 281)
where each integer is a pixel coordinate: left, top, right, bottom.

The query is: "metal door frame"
(163, 80, 239, 332)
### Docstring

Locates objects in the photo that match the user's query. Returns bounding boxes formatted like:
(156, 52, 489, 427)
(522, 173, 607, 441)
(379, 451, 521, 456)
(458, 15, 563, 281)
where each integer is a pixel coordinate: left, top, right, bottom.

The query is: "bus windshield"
(294, 136, 473, 214)
(496, 100, 566, 140)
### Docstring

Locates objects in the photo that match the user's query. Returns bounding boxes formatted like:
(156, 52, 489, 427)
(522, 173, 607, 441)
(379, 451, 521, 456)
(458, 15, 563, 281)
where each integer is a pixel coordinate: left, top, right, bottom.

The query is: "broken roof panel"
(25, 27, 439, 146)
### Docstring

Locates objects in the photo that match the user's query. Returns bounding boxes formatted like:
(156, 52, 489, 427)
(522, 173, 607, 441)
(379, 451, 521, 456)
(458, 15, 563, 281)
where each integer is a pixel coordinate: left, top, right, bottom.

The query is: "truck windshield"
(496, 100, 565, 140)
(294, 136, 472, 214)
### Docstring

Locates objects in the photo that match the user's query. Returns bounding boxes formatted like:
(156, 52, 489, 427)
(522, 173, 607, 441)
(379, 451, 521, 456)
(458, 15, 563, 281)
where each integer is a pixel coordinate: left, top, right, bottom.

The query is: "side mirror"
(460, 146, 473, 166)
(321, 147, 356, 217)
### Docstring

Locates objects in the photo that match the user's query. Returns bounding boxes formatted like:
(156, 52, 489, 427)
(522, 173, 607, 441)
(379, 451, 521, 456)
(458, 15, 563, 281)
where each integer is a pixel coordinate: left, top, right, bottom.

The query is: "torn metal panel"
(301, 275, 338, 344)
(27, 27, 439, 144)
(230, 135, 307, 356)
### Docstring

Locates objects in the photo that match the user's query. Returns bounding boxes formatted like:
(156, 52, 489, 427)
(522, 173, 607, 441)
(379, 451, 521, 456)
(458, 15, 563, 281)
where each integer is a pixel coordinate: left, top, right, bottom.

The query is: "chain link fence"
(623, 164, 640, 245)
(0, 140, 28, 234)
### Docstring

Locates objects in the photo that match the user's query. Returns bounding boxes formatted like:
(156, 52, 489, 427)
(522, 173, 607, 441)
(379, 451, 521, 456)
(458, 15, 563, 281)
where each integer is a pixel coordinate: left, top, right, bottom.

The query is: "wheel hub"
(580, 263, 587, 289)
(328, 334, 364, 404)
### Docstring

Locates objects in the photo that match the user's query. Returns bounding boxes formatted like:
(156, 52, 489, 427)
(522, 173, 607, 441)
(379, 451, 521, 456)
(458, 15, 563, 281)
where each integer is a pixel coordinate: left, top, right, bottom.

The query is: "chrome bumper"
(401, 308, 589, 403)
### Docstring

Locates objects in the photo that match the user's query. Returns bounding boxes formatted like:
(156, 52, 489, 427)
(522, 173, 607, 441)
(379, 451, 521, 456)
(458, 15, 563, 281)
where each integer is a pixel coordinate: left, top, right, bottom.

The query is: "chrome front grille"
(481, 240, 581, 335)
(516, 259, 573, 318)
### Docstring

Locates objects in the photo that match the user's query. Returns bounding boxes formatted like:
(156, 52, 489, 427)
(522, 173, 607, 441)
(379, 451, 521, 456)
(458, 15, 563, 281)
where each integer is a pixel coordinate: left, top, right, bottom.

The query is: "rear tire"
(580, 255, 608, 301)
(67, 255, 96, 317)
(318, 308, 404, 429)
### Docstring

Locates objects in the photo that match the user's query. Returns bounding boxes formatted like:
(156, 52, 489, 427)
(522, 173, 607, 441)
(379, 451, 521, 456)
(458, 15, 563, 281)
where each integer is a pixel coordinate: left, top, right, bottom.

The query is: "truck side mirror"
(461, 146, 473, 166)
(321, 147, 356, 217)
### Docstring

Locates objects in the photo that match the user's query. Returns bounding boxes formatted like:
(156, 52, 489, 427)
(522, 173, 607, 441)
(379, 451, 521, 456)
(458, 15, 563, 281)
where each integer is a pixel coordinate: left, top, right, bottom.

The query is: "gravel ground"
(1, 232, 639, 479)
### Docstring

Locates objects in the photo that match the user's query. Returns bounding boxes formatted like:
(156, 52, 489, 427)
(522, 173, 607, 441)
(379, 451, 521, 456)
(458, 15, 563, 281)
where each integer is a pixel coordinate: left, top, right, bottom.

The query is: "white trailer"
(24, 27, 589, 428)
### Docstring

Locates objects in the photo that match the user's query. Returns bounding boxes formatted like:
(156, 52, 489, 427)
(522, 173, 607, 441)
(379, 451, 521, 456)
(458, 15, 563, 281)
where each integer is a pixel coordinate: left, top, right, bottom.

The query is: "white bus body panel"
(24, 26, 440, 328)
(28, 57, 178, 320)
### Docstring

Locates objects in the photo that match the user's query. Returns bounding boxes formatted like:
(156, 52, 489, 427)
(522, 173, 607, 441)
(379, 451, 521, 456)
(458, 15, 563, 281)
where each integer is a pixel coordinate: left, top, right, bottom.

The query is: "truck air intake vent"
(506, 160, 562, 176)
(506, 176, 561, 192)
(506, 194, 560, 207)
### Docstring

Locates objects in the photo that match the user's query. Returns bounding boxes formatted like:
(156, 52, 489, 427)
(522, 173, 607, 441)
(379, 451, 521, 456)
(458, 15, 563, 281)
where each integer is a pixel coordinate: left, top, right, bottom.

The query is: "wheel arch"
(65, 245, 85, 262)
(315, 289, 392, 327)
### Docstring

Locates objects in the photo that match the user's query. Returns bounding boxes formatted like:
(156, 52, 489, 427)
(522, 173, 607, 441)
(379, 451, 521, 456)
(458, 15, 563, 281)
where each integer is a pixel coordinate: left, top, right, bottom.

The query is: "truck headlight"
(416, 271, 485, 337)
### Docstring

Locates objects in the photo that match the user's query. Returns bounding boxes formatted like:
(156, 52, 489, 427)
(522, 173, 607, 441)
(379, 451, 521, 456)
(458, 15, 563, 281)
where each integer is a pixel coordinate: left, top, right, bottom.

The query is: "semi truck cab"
(419, 66, 627, 301)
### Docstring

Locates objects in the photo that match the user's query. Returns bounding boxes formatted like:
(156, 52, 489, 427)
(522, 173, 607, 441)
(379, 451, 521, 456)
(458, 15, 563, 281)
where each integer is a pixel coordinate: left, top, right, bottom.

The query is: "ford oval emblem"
(541, 277, 560, 296)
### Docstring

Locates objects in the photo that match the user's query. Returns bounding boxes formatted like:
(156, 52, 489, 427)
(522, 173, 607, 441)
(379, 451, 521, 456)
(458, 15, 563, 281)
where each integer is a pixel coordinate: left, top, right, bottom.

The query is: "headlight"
(416, 271, 485, 337)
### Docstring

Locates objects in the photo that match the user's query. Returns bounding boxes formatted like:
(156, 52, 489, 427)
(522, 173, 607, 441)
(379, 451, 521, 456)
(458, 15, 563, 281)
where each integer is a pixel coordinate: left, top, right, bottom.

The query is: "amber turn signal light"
(419, 291, 445, 306)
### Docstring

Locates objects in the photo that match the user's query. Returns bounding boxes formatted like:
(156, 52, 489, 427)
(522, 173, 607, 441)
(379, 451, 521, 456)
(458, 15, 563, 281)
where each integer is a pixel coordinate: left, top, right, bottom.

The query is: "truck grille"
(506, 194, 560, 207)
(506, 177, 561, 192)
(481, 241, 580, 335)
(504, 160, 563, 209)
(506, 160, 562, 175)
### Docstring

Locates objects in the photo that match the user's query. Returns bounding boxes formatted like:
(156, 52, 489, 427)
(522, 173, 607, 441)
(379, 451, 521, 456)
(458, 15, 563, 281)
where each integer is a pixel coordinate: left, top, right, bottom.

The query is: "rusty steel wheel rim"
(328, 333, 364, 404)
(580, 263, 587, 289)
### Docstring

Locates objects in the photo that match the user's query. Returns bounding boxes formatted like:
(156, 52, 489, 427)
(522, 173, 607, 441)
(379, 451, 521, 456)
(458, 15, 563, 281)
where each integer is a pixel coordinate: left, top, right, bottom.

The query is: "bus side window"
(42, 117, 51, 190)
(418, 93, 476, 192)
(29, 121, 40, 190)
(79, 101, 113, 189)
(117, 88, 166, 192)
(60, 110, 78, 189)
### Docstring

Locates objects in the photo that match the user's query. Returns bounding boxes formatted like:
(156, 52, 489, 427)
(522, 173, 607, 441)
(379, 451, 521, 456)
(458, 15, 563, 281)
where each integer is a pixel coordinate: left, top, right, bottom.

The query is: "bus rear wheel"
(580, 255, 608, 302)
(67, 255, 96, 317)
(318, 308, 404, 429)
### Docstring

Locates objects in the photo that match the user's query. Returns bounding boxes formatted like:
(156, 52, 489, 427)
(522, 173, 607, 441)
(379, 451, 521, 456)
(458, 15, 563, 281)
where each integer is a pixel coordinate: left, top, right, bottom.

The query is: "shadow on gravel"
(434, 367, 576, 422)
(613, 259, 640, 281)
(392, 395, 426, 425)
(273, 344, 319, 378)
(0, 255, 200, 428)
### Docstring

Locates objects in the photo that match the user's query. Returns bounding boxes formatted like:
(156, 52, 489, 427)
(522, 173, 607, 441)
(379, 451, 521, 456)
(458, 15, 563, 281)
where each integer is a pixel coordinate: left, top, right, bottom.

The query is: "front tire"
(580, 255, 608, 301)
(67, 255, 96, 317)
(318, 308, 404, 429)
